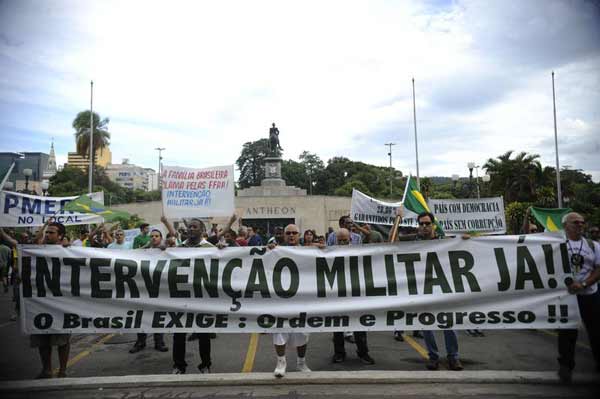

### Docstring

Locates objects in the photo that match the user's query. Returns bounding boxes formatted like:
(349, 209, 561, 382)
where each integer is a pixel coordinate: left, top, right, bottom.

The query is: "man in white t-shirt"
(558, 212, 600, 383)
(107, 229, 132, 250)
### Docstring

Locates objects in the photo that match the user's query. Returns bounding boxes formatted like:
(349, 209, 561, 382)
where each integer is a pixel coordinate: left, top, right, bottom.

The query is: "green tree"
(73, 111, 111, 169)
(281, 159, 308, 189)
(236, 139, 270, 188)
(299, 151, 325, 194)
(483, 151, 542, 203)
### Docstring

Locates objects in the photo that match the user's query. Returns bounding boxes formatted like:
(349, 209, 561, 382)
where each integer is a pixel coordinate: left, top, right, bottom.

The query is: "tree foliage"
(236, 139, 270, 189)
(73, 111, 111, 161)
(48, 166, 159, 205)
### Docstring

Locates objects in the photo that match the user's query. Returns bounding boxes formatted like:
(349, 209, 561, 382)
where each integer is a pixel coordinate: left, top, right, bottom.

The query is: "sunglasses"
(337, 239, 350, 244)
(285, 231, 299, 235)
(418, 222, 432, 226)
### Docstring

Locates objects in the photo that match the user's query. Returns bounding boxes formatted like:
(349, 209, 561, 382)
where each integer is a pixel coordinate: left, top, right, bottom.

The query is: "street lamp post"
(481, 174, 490, 197)
(451, 174, 459, 196)
(385, 143, 395, 197)
(155, 147, 165, 191)
(467, 162, 480, 199)
(41, 180, 49, 196)
(23, 168, 32, 193)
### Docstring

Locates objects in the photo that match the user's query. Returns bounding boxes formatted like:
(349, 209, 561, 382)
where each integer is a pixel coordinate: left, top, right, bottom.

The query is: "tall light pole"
(552, 71, 563, 208)
(155, 147, 165, 191)
(412, 78, 421, 190)
(467, 162, 480, 199)
(88, 80, 94, 193)
(385, 143, 396, 197)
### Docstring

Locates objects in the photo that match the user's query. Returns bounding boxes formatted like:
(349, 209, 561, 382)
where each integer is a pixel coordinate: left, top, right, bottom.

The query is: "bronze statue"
(269, 123, 283, 155)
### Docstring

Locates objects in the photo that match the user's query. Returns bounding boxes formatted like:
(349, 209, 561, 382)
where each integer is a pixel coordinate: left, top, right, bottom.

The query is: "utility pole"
(552, 71, 562, 208)
(155, 148, 165, 191)
(412, 78, 421, 190)
(88, 80, 94, 193)
(385, 143, 396, 197)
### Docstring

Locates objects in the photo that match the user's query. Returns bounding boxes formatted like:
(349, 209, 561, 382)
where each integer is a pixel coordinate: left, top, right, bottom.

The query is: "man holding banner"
(30, 221, 71, 378)
(397, 209, 464, 371)
(557, 212, 600, 383)
(270, 224, 311, 378)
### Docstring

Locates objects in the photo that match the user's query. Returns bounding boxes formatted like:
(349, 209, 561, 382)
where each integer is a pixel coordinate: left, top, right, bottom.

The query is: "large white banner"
(350, 189, 418, 227)
(429, 197, 506, 234)
(20, 233, 579, 333)
(161, 165, 234, 219)
(0, 191, 105, 227)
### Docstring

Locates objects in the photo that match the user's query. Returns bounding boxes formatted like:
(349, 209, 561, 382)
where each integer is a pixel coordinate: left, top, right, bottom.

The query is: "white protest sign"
(0, 191, 105, 227)
(428, 197, 506, 234)
(350, 189, 418, 227)
(19, 233, 578, 333)
(161, 165, 234, 219)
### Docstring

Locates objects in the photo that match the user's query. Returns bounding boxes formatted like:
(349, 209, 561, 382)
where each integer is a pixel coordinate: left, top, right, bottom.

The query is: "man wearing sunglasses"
(269, 224, 311, 377)
(396, 210, 464, 371)
(557, 212, 600, 383)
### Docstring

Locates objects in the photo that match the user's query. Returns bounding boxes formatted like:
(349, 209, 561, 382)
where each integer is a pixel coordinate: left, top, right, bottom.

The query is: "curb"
(1, 370, 598, 392)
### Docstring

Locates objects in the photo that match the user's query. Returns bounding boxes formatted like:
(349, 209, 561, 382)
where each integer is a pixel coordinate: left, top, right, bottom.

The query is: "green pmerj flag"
(63, 194, 130, 222)
(530, 206, 572, 232)
(402, 175, 445, 237)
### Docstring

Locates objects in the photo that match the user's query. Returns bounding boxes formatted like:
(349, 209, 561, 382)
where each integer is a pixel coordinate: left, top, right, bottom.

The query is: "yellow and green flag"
(402, 175, 445, 237)
(64, 194, 130, 222)
(530, 206, 572, 232)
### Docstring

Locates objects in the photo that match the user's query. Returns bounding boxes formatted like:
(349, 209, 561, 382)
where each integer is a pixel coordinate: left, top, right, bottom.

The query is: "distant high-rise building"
(67, 147, 112, 171)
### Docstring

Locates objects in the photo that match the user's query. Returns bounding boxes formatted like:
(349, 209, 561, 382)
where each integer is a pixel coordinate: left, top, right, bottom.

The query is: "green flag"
(402, 175, 445, 237)
(64, 194, 130, 222)
(530, 206, 572, 232)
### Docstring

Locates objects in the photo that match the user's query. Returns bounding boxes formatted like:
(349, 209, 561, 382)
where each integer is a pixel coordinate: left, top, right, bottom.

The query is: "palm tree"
(483, 151, 541, 203)
(72, 111, 110, 169)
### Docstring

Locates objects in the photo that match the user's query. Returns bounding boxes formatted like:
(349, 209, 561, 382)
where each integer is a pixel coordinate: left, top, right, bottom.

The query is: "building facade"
(67, 147, 112, 171)
(105, 160, 156, 191)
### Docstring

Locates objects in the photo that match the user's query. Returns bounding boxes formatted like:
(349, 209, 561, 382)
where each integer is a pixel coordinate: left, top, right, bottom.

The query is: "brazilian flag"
(402, 175, 445, 237)
(64, 194, 130, 222)
(530, 206, 572, 232)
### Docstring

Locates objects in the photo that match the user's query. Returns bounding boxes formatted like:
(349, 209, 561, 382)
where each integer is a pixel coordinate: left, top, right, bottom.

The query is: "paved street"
(0, 290, 598, 397)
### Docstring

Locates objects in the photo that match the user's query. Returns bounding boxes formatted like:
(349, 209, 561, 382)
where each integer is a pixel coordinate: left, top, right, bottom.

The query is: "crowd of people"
(0, 209, 598, 382)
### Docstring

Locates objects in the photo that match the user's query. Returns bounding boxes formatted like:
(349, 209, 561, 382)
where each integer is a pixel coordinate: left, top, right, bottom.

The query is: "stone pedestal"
(238, 156, 307, 197)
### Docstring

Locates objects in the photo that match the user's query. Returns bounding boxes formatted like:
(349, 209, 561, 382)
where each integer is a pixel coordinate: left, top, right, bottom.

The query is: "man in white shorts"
(268, 224, 311, 377)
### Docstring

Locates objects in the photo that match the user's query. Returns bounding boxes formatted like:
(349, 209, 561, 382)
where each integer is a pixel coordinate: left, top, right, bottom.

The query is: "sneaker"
(358, 353, 375, 365)
(35, 371, 52, 379)
(426, 358, 439, 370)
(393, 331, 404, 342)
(476, 330, 485, 337)
(412, 331, 424, 339)
(198, 362, 211, 374)
(172, 367, 186, 374)
(558, 365, 572, 384)
(466, 329, 478, 337)
(296, 359, 311, 372)
(344, 333, 355, 343)
(448, 358, 464, 371)
(331, 353, 345, 363)
(128, 342, 145, 354)
(57, 370, 67, 378)
(274, 357, 287, 378)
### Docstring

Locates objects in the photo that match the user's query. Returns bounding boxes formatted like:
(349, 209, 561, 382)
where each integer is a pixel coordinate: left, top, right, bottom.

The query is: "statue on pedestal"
(268, 123, 283, 155)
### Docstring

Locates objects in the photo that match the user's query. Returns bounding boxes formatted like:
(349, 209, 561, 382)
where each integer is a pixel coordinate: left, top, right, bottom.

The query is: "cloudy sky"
(1, 0, 599, 182)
